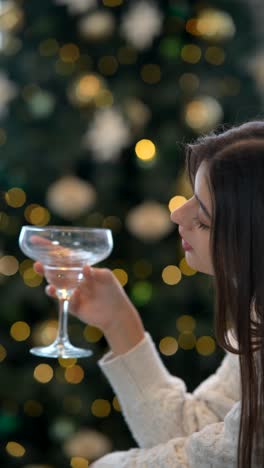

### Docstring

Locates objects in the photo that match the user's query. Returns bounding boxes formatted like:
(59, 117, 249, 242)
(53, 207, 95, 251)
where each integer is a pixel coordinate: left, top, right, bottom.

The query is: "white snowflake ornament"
(120, 1, 163, 50)
(54, 0, 97, 15)
(82, 108, 131, 162)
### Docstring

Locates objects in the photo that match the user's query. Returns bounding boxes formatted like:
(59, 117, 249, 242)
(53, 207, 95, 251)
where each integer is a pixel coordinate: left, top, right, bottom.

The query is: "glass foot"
(30, 341, 93, 358)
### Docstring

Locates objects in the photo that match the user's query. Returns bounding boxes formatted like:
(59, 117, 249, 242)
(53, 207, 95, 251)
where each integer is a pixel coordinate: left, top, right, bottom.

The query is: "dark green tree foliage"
(0, 0, 261, 465)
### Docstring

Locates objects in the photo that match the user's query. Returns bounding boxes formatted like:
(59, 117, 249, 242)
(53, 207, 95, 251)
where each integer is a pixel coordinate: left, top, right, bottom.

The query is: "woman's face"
(170, 161, 214, 276)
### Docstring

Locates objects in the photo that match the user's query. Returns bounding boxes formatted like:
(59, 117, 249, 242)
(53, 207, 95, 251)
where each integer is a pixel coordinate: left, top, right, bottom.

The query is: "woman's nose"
(170, 199, 192, 225)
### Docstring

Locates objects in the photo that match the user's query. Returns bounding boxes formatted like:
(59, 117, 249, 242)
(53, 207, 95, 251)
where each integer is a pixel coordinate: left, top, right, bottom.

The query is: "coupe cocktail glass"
(19, 226, 113, 358)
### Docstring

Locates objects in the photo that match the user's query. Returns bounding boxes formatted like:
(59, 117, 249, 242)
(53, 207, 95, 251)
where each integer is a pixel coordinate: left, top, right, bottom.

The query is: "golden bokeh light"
(135, 139, 156, 161)
(24, 399, 43, 417)
(181, 44, 201, 64)
(112, 396, 121, 412)
(32, 320, 58, 346)
(91, 399, 111, 418)
(5, 441, 25, 458)
(141, 64, 161, 84)
(83, 325, 103, 343)
(205, 46, 225, 65)
(34, 363, 54, 383)
(0, 344, 7, 362)
(162, 265, 182, 285)
(196, 8, 236, 41)
(23, 266, 43, 287)
(0, 255, 19, 276)
(65, 365, 84, 384)
(10, 321, 30, 341)
(39, 38, 59, 56)
(60, 43, 80, 63)
(95, 89, 114, 108)
(112, 268, 128, 286)
(185, 18, 199, 36)
(30, 206, 50, 226)
(179, 73, 200, 93)
(70, 74, 104, 106)
(58, 358, 77, 368)
(184, 96, 223, 133)
(196, 336, 216, 355)
(70, 457, 89, 468)
(168, 195, 187, 213)
(179, 257, 197, 276)
(178, 331, 196, 350)
(159, 336, 178, 356)
(98, 55, 118, 76)
(176, 314, 196, 333)
(5, 187, 26, 208)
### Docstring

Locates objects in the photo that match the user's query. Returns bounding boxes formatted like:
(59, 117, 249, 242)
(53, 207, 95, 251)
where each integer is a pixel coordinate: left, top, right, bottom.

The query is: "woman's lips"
(182, 239, 193, 251)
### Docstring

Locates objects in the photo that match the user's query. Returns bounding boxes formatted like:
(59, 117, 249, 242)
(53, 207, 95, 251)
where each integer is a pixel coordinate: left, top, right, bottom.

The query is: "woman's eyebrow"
(194, 193, 211, 219)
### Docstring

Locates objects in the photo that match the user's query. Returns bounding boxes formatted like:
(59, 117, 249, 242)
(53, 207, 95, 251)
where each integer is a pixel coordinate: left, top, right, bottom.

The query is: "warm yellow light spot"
(185, 18, 199, 36)
(29, 206, 50, 226)
(141, 64, 161, 84)
(5, 188, 26, 208)
(33, 319, 58, 346)
(58, 357, 77, 368)
(181, 44, 201, 64)
(103, 0, 123, 6)
(83, 325, 103, 343)
(39, 38, 59, 56)
(162, 265, 182, 285)
(196, 9, 235, 41)
(24, 399, 43, 417)
(0, 256, 19, 276)
(159, 336, 178, 355)
(112, 268, 128, 286)
(168, 195, 187, 213)
(112, 396, 121, 412)
(91, 399, 111, 418)
(179, 257, 197, 276)
(98, 55, 118, 76)
(178, 332, 196, 350)
(133, 259, 152, 279)
(95, 89, 114, 108)
(176, 315, 196, 333)
(65, 365, 84, 384)
(75, 74, 102, 104)
(23, 267, 43, 287)
(10, 321, 30, 341)
(60, 43, 80, 63)
(19, 259, 33, 275)
(6, 441, 25, 458)
(179, 73, 200, 93)
(135, 139, 156, 161)
(205, 46, 225, 65)
(0, 344, 7, 362)
(117, 46, 137, 64)
(0, 128, 7, 145)
(196, 336, 216, 355)
(70, 457, 89, 468)
(34, 363, 54, 383)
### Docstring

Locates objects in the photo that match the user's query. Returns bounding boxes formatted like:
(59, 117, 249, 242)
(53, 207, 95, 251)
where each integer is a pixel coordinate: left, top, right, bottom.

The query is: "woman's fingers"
(45, 285, 57, 298)
(34, 261, 44, 275)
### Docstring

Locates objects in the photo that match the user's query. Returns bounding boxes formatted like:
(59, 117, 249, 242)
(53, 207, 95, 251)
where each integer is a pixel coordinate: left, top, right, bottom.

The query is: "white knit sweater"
(92, 330, 241, 467)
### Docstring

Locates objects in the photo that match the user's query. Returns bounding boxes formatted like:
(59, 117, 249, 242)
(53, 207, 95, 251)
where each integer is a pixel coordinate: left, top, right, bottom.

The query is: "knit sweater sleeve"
(97, 330, 240, 449)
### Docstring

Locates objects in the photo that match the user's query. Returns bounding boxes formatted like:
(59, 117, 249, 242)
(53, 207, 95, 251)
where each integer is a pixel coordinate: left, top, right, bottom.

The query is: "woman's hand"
(34, 262, 145, 355)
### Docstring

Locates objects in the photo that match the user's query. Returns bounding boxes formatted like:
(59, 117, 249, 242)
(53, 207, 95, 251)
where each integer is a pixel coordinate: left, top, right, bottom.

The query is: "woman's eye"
(193, 217, 209, 231)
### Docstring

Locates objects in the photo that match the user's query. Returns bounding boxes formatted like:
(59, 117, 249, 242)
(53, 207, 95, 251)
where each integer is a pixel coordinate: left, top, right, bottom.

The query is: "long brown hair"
(185, 121, 264, 468)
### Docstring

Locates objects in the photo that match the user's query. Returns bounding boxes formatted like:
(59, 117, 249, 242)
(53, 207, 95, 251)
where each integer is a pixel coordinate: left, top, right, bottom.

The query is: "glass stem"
(57, 298, 70, 344)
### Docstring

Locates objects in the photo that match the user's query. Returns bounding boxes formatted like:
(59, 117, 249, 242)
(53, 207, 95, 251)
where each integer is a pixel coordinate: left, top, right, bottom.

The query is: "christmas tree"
(0, 0, 261, 466)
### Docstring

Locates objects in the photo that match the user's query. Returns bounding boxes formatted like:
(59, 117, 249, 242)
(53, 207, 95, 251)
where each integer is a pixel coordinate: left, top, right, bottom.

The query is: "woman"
(35, 120, 264, 467)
